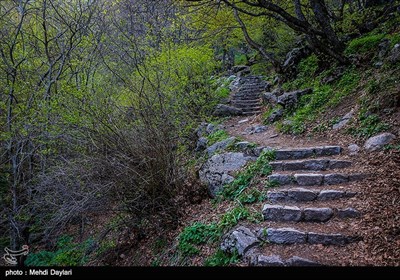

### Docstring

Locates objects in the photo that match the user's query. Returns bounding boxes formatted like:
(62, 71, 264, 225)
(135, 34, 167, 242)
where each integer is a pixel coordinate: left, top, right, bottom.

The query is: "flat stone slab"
(287, 188, 318, 201)
(295, 174, 324, 186)
(262, 204, 302, 222)
(324, 173, 349, 185)
(303, 207, 333, 222)
(337, 208, 361, 218)
(307, 232, 355, 245)
(256, 255, 285, 266)
(286, 256, 321, 266)
(267, 174, 293, 185)
(270, 159, 352, 171)
(318, 190, 346, 200)
(266, 228, 307, 244)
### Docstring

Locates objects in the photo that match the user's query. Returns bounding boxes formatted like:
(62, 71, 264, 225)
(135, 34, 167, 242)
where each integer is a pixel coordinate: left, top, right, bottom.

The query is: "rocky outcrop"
(277, 88, 313, 109)
(199, 152, 256, 197)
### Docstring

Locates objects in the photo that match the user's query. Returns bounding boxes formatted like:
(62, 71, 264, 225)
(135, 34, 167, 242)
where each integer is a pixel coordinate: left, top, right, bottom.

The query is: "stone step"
(270, 159, 352, 171)
(233, 96, 262, 101)
(274, 146, 342, 160)
(267, 188, 357, 202)
(231, 100, 261, 105)
(262, 204, 361, 222)
(242, 110, 262, 115)
(256, 227, 360, 245)
(250, 254, 320, 266)
(234, 105, 263, 110)
(267, 173, 366, 186)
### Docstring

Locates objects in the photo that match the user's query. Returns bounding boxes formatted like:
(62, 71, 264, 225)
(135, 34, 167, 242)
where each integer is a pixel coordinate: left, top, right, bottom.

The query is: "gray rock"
(303, 159, 330, 171)
(337, 208, 361, 219)
(206, 123, 216, 134)
(303, 207, 333, 222)
(262, 204, 302, 222)
(324, 174, 349, 185)
(277, 88, 313, 109)
(195, 122, 208, 138)
(333, 111, 354, 130)
(199, 152, 256, 197)
(267, 108, 284, 123)
(286, 256, 320, 266)
(256, 255, 285, 266)
(348, 144, 360, 156)
(287, 188, 317, 201)
(318, 190, 345, 201)
(315, 146, 342, 156)
(266, 228, 307, 244)
(364, 132, 396, 152)
(275, 148, 314, 160)
(307, 233, 354, 245)
(213, 104, 243, 117)
(388, 43, 400, 64)
(206, 137, 236, 156)
(221, 226, 259, 256)
(235, 141, 252, 151)
(267, 190, 287, 202)
(238, 118, 249, 124)
(267, 174, 293, 185)
(195, 137, 208, 152)
(295, 174, 323, 186)
(252, 125, 267, 134)
(262, 92, 278, 105)
(270, 161, 284, 171)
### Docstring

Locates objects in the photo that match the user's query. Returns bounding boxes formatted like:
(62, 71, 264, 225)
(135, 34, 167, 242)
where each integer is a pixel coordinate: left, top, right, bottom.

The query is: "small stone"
(337, 208, 361, 218)
(287, 188, 317, 201)
(324, 174, 349, 185)
(262, 204, 302, 222)
(318, 190, 345, 201)
(286, 256, 320, 266)
(270, 134, 279, 138)
(238, 119, 249, 124)
(364, 133, 396, 152)
(254, 125, 267, 133)
(267, 174, 293, 185)
(303, 208, 333, 222)
(294, 174, 323, 186)
(333, 111, 353, 130)
(348, 144, 360, 156)
(266, 228, 307, 244)
(206, 123, 216, 134)
(235, 141, 252, 151)
(256, 255, 285, 266)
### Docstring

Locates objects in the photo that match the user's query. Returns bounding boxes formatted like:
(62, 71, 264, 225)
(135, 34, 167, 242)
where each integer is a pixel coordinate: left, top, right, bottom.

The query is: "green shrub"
(219, 150, 275, 201)
(207, 130, 229, 146)
(218, 207, 249, 230)
(25, 235, 93, 266)
(178, 222, 220, 257)
(204, 249, 239, 266)
(345, 34, 385, 55)
(347, 113, 390, 138)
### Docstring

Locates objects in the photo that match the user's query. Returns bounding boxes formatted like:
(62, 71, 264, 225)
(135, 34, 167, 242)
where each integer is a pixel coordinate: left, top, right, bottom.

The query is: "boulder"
(206, 137, 236, 156)
(364, 132, 396, 152)
(221, 226, 259, 256)
(266, 108, 284, 124)
(199, 152, 256, 197)
(213, 104, 242, 117)
(277, 88, 313, 109)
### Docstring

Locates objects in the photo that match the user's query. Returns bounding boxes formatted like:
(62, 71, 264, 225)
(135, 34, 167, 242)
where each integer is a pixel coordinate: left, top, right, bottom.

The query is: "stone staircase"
(221, 145, 367, 266)
(229, 76, 269, 116)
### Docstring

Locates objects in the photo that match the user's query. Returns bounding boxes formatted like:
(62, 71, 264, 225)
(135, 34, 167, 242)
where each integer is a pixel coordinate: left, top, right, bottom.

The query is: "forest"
(0, 0, 399, 267)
